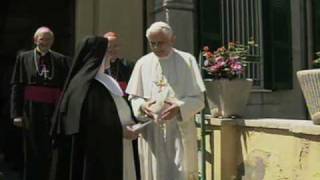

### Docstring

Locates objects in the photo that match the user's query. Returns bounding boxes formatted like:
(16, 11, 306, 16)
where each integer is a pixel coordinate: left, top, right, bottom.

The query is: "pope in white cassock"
(126, 21, 206, 180)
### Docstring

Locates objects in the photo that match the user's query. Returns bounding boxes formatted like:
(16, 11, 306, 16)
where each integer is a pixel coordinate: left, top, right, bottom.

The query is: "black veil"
(51, 36, 108, 135)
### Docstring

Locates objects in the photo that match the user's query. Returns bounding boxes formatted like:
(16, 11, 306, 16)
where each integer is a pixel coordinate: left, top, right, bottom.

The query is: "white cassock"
(126, 49, 206, 180)
(95, 72, 137, 180)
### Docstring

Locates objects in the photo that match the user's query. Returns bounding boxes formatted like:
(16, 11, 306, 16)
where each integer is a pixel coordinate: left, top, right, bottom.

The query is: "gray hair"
(146, 21, 173, 39)
(33, 26, 54, 39)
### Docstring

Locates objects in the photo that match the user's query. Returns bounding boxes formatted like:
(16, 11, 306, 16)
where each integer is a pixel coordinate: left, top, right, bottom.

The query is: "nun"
(51, 36, 137, 180)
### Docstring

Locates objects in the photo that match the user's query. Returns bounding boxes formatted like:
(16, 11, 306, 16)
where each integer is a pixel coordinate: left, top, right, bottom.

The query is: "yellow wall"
(75, 0, 144, 61)
(240, 129, 320, 180)
(212, 119, 320, 180)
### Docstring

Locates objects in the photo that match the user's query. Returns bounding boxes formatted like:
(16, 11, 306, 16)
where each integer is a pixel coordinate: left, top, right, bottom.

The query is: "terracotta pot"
(205, 79, 252, 118)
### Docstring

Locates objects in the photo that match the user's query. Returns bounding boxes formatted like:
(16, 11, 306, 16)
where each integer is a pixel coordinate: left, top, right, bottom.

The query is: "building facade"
(74, 0, 319, 119)
(1, 0, 320, 179)
(2, 1, 319, 120)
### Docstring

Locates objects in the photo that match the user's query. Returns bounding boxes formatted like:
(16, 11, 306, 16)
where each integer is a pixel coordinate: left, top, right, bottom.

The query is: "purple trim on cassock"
(24, 85, 61, 104)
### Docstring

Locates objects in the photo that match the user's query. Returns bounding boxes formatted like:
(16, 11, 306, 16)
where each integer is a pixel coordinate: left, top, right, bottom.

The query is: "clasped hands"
(140, 99, 180, 122)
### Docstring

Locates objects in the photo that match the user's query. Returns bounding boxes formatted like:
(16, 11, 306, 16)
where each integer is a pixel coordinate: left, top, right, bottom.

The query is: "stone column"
(152, 0, 196, 53)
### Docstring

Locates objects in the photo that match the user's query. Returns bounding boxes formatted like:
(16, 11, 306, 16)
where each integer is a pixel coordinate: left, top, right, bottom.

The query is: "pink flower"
(210, 64, 223, 72)
(230, 62, 243, 72)
(202, 42, 253, 79)
(215, 56, 224, 63)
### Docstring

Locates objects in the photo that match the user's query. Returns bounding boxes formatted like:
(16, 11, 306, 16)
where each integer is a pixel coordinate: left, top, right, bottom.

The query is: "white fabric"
(126, 49, 205, 99)
(95, 74, 136, 180)
(95, 72, 123, 96)
(126, 49, 205, 180)
(111, 94, 137, 180)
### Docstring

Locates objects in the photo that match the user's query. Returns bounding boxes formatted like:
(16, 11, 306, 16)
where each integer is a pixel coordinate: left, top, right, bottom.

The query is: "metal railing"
(244, 61, 263, 87)
(221, 0, 264, 88)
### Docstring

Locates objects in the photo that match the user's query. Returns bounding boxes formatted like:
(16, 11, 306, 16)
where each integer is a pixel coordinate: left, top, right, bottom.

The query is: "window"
(313, 0, 320, 54)
(199, 0, 292, 89)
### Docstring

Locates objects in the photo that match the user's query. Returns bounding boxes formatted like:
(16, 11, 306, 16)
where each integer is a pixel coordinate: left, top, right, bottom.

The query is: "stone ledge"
(251, 89, 272, 93)
(209, 118, 320, 136)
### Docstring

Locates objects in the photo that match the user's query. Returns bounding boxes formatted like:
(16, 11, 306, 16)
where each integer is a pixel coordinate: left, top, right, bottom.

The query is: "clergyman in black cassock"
(104, 31, 141, 180)
(51, 36, 123, 180)
(103, 32, 133, 92)
(10, 27, 69, 180)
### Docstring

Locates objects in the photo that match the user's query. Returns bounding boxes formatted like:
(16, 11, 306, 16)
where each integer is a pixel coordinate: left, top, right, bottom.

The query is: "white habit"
(126, 49, 206, 180)
(95, 72, 136, 180)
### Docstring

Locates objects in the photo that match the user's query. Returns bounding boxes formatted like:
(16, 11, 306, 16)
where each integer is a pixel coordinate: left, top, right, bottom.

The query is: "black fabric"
(51, 36, 123, 180)
(0, 60, 23, 175)
(23, 102, 54, 180)
(9, 49, 69, 180)
(109, 58, 132, 83)
(10, 50, 69, 118)
(53, 36, 108, 135)
(54, 80, 123, 180)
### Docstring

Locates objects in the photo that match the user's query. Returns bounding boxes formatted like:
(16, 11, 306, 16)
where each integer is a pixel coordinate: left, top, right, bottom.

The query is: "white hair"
(33, 26, 54, 39)
(146, 21, 173, 39)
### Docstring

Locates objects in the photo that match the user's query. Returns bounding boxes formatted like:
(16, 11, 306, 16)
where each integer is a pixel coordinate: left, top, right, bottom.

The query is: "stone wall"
(75, 0, 144, 61)
(210, 118, 320, 180)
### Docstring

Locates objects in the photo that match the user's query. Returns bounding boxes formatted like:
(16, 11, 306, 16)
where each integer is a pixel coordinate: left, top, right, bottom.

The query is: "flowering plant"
(313, 51, 320, 68)
(202, 41, 257, 80)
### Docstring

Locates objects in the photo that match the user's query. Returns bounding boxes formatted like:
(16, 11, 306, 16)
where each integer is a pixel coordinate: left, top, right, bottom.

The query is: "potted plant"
(201, 41, 257, 118)
(312, 51, 320, 68)
(297, 51, 320, 125)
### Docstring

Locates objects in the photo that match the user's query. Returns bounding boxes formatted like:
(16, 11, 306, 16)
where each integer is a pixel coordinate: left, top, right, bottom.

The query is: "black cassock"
(10, 49, 69, 180)
(52, 36, 123, 180)
(109, 58, 132, 93)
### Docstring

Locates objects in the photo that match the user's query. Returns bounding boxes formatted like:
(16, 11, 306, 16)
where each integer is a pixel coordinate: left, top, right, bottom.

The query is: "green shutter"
(263, 0, 292, 89)
(199, 0, 222, 51)
(313, 0, 320, 54)
(198, 0, 222, 79)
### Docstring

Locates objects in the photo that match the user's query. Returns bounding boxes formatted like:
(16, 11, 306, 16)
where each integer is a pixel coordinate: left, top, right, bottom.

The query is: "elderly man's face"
(148, 31, 174, 58)
(34, 32, 54, 52)
(106, 36, 120, 62)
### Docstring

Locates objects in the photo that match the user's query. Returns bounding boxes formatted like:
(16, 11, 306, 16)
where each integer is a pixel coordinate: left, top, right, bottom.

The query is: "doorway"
(0, 0, 75, 179)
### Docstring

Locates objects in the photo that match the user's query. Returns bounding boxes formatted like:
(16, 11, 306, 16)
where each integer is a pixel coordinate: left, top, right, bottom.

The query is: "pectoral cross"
(40, 65, 50, 79)
(154, 75, 168, 134)
(155, 75, 167, 92)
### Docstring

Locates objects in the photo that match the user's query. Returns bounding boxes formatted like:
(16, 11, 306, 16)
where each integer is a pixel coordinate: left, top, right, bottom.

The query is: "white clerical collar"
(95, 72, 124, 96)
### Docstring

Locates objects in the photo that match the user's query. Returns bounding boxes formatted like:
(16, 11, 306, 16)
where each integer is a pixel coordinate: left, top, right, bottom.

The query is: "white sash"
(95, 72, 124, 97)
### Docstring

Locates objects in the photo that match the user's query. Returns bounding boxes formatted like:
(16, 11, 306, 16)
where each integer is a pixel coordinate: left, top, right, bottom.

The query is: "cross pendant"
(156, 76, 167, 92)
(40, 65, 50, 79)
